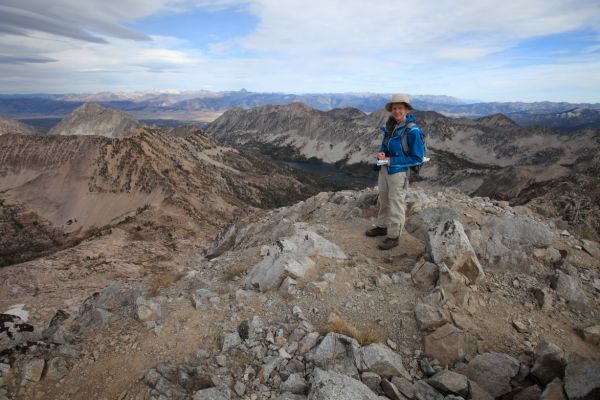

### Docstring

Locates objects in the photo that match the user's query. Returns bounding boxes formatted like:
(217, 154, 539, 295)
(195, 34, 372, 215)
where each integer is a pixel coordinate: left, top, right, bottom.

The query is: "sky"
(0, 0, 600, 102)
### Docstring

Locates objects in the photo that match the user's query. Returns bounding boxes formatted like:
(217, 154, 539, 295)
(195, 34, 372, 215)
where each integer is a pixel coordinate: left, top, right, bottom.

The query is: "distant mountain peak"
(48, 102, 141, 138)
(77, 102, 105, 111)
(475, 113, 518, 127)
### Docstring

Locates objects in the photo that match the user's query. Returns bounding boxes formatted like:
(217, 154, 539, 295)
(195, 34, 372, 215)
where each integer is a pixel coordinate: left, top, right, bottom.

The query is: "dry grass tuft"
(327, 318, 360, 339)
(325, 317, 382, 346)
(360, 328, 382, 345)
(146, 274, 173, 297)
(224, 264, 247, 281)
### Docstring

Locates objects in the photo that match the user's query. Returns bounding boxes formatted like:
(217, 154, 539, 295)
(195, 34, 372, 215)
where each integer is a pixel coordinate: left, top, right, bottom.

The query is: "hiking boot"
(378, 237, 399, 250)
(365, 226, 387, 237)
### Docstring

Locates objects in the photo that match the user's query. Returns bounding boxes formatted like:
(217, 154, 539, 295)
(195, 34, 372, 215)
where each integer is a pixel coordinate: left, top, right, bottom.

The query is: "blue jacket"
(378, 114, 424, 174)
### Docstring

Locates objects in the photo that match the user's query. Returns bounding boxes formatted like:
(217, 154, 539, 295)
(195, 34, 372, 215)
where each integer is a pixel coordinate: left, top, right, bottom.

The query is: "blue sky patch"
(127, 6, 258, 52)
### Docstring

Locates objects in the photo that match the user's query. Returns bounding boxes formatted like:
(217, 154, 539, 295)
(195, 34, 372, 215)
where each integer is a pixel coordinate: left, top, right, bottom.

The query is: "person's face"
(391, 103, 408, 121)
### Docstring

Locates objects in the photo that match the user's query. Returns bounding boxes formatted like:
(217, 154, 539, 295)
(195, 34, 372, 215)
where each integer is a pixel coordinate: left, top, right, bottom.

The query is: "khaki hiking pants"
(375, 167, 408, 239)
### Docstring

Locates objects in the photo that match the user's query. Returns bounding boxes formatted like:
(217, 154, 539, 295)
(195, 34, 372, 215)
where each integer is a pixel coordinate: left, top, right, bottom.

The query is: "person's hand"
(377, 152, 386, 160)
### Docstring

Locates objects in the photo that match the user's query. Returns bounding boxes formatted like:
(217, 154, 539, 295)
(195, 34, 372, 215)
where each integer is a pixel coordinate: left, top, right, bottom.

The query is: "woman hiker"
(365, 93, 425, 250)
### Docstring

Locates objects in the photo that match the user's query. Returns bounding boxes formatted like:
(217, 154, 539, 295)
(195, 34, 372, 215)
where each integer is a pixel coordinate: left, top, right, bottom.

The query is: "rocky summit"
(48, 102, 142, 138)
(1, 184, 598, 399)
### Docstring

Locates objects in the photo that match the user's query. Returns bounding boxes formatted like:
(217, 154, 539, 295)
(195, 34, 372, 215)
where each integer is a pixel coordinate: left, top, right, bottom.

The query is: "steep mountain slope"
(207, 103, 597, 171)
(48, 102, 142, 138)
(0, 117, 37, 135)
(207, 103, 373, 164)
(0, 126, 338, 265)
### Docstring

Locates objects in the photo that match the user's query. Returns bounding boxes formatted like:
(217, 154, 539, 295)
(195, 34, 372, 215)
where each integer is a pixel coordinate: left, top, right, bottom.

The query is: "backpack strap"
(400, 122, 417, 155)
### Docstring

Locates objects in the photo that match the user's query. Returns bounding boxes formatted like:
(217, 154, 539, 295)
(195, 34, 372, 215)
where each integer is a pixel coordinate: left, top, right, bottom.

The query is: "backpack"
(400, 122, 428, 175)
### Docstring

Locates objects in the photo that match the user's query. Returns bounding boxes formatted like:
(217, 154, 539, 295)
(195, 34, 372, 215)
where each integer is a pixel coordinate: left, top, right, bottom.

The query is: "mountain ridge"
(1, 91, 599, 131)
(207, 103, 597, 169)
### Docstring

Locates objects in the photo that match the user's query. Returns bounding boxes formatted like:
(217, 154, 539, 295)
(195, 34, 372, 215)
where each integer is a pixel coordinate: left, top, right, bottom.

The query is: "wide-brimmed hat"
(385, 93, 413, 111)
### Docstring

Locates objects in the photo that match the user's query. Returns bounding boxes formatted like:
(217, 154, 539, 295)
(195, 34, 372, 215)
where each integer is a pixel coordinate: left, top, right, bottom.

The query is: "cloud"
(0, 54, 56, 64)
(0, 0, 598, 101)
(235, 0, 600, 60)
(0, 0, 177, 43)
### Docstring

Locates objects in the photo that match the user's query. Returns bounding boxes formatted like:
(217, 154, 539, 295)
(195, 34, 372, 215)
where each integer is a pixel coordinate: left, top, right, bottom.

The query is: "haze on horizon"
(1, 0, 600, 103)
